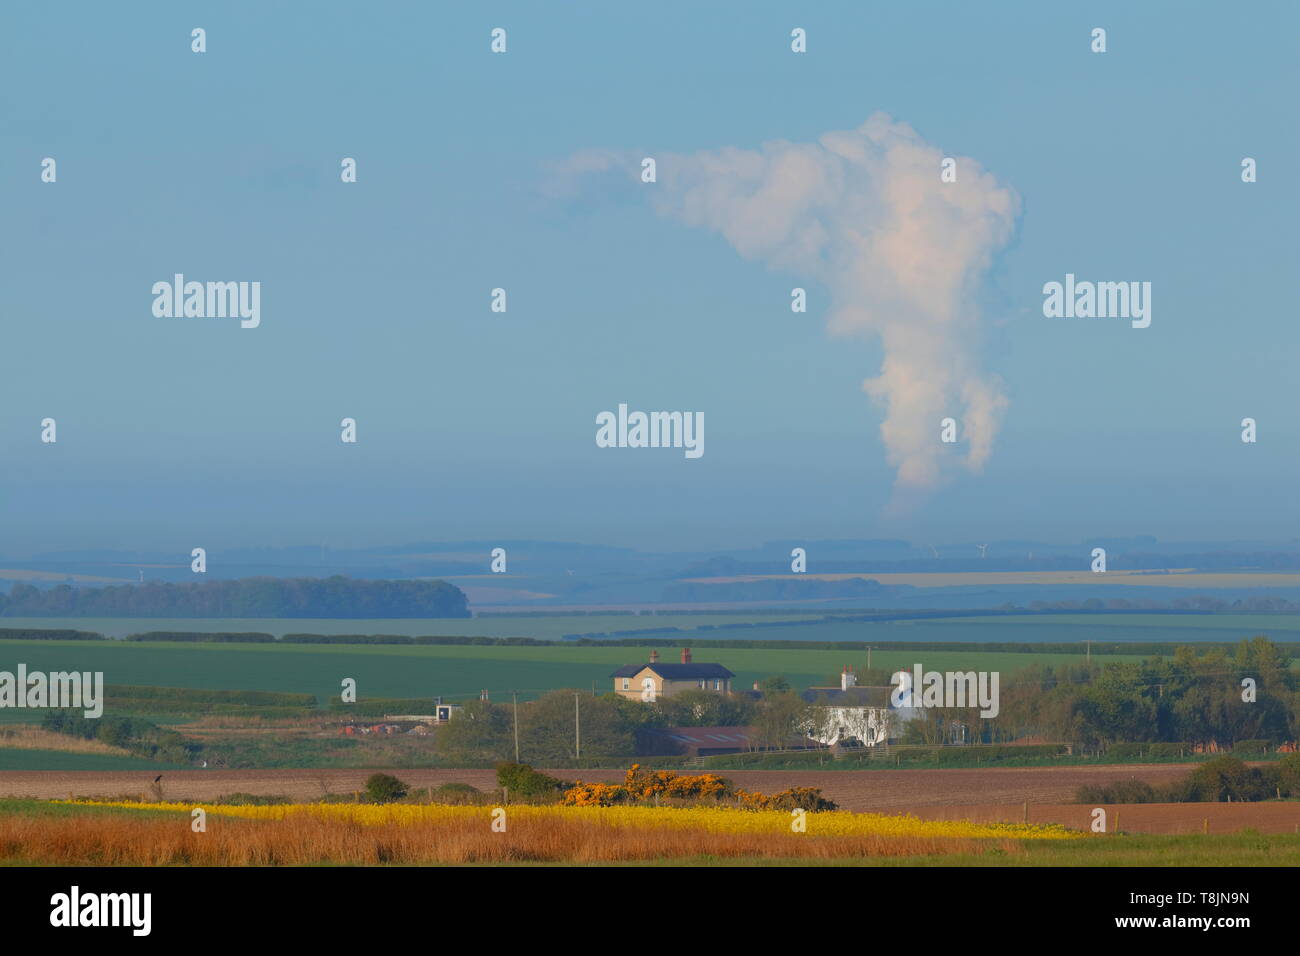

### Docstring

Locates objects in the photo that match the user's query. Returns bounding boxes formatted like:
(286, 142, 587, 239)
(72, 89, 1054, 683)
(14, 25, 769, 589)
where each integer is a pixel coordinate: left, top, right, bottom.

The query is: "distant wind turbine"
(976, 544, 989, 559)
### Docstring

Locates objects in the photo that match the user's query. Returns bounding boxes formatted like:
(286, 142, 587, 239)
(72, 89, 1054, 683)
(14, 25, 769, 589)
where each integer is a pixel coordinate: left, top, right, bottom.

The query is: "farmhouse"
(610, 648, 734, 702)
(801, 666, 908, 747)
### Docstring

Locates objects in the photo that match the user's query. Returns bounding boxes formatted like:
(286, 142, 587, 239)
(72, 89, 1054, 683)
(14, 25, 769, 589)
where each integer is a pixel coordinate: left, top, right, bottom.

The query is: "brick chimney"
(841, 665, 857, 691)
(649, 649, 659, 664)
(681, 647, 692, 664)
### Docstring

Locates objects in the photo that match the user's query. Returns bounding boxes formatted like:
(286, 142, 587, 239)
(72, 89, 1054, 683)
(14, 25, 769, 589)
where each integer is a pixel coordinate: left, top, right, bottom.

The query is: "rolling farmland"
(0, 636, 1148, 705)
(4, 610, 1297, 644)
(0, 609, 1293, 708)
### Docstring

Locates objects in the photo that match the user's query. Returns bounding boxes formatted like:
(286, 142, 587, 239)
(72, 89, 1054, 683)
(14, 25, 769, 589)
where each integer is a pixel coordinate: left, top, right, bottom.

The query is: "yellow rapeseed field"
(57, 800, 1082, 839)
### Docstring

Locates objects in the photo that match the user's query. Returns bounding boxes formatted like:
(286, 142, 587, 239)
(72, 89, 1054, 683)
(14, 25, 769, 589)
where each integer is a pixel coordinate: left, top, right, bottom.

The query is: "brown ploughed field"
(0, 763, 1250, 808)
(3, 762, 1296, 834)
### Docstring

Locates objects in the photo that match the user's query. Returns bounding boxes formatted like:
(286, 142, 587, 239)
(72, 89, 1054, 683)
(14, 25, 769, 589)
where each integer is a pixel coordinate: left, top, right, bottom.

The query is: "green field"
(0, 608, 1292, 713)
(4, 611, 1297, 645)
(0, 637, 1142, 704)
(0, 614, 819, 640)
(0, 749, 180, 771)
(634, 833, 1300, 867)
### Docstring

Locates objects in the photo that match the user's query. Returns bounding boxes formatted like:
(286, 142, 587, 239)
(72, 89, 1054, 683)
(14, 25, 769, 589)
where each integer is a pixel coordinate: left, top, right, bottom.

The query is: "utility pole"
(574, 693, 581, 760)
(867, 647, 872, 671)
(1086, 640, 1091, 664)
(512, 691, 520, 762)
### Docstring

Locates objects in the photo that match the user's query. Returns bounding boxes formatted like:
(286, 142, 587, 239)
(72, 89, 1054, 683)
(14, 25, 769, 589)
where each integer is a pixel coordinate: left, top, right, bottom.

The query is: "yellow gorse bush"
(561, 764, 836, 811)
(56, 799, 1081, 839)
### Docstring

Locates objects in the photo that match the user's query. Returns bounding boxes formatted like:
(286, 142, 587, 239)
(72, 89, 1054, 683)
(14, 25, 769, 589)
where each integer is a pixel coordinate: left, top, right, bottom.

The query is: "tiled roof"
(801, 685, 893, 707)
(610, 662, 735, 679)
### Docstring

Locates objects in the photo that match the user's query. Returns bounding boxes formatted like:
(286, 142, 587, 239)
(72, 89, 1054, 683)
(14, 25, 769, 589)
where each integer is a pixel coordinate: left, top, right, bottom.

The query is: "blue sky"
(1, 2, 1297, 554)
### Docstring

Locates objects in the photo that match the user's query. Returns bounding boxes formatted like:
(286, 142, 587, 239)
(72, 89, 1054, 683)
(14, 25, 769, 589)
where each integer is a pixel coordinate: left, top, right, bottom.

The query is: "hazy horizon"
(4, 2, 1296, 554)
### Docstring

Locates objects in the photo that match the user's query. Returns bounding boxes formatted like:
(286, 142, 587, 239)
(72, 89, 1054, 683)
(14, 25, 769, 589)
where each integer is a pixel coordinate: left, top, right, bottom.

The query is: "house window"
(698, 679, 706, 688)
(622, 678, 629, 690)
(713, 679, 721, 690)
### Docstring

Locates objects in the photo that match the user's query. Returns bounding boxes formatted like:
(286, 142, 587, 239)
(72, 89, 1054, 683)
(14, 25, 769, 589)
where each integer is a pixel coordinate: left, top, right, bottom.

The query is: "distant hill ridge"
(0, 575, 469, 619)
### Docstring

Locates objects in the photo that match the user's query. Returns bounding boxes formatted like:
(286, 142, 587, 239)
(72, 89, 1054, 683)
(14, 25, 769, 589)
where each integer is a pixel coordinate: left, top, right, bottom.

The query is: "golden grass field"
(0, 727, 135, 757)
(684, 570, 1300, 589)
(910, 802, 1300, 835)
(60, 799, 1083, 838)
(1, 797, 1294, 865)
(0, 800, 1074, 865)
(0, 813, 1022, 865)
(0, 569, 133, 584)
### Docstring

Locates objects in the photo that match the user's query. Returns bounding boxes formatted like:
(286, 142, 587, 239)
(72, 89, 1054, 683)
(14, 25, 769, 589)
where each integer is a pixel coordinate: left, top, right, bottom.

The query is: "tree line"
(436, 639, 1298, 762)
(979, 636, 1297, 748)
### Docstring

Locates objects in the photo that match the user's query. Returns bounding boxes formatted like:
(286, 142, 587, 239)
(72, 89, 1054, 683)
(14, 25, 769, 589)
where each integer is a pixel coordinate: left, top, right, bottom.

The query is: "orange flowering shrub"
(561, 766, 835, 811)
(735, 786, 838, 812)
(560, 782, 631, 807)
(623, 764, 730, 801)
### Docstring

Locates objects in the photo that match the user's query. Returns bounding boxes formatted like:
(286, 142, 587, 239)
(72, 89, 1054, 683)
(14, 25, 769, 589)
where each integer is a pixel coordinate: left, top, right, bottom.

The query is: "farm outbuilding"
(636, 724, 821, 756)
(636, 725, 757, 757)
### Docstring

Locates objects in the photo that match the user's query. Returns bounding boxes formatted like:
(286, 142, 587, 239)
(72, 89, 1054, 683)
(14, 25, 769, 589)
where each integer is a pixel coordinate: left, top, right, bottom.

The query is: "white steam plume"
(645, 113, 1019, 494)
